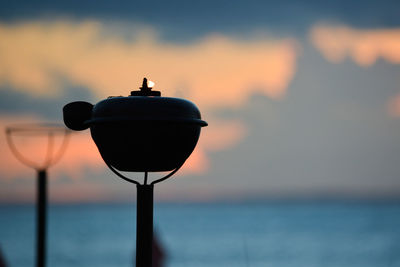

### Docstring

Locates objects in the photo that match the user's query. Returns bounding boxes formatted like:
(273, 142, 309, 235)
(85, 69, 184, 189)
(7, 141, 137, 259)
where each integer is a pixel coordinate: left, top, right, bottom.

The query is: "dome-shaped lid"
(88, 78, 207, 127)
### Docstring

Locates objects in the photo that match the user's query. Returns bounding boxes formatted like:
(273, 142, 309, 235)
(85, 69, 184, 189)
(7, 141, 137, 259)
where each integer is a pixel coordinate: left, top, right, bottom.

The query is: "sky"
(1, 0, 400, 203)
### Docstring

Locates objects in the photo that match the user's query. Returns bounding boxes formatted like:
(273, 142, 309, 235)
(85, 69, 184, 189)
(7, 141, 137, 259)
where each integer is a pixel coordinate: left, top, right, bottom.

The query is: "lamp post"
(63, 78, 207, 267)
(5, 123, 70, 267)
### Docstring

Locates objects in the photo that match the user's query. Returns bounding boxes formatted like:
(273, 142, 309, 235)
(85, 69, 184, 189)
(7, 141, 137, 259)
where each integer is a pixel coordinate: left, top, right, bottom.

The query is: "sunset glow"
(1, 17, 400, 203)
(0, 20, 300, 182)
(311, 25, 400, 66)
(3, 3, 400, 266)
(0, 21, 299, 108)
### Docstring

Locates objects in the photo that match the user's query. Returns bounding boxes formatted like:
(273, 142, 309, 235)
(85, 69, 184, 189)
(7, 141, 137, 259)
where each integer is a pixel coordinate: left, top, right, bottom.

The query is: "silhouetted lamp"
(5, 123, 70, 267)
(63, 78, 207, 267)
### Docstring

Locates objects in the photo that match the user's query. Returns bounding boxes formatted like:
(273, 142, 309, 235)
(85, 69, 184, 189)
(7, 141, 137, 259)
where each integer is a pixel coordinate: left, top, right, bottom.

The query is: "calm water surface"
(1, 202, 400, 267)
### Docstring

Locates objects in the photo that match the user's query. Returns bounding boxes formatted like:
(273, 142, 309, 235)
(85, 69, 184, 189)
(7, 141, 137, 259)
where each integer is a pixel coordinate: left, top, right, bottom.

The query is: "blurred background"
(1, 0, 400, 266)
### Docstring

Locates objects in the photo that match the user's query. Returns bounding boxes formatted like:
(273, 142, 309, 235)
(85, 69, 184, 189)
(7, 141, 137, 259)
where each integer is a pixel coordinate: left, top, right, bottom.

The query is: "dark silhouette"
(63, 78, 207, 267)
(63, 78, 207, 173)
(152, 233, 166, 267)
(131, 77, 161, 96)
(0, 247, 7, 267)
(133, 232, 166, 267)
(136, 184, 154, 267)
(5, 124, 70, 267)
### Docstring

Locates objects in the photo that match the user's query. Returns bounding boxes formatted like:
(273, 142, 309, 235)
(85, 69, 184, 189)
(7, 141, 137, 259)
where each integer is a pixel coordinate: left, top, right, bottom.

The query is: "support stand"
(136, 184, 154, 267)
(36, 170, 47, 267)
(5, 124, 70, 267)
(101, 165, 183, 267)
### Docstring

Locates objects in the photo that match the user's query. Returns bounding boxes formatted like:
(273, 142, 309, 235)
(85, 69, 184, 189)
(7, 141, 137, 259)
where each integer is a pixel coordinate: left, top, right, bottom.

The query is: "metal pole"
(136, 184, 153, 267)
(36, 170, 47, 267)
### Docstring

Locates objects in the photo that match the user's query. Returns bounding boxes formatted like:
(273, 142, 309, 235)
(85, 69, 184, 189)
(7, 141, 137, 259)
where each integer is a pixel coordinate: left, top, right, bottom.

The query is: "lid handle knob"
(131, 78, 161, 96)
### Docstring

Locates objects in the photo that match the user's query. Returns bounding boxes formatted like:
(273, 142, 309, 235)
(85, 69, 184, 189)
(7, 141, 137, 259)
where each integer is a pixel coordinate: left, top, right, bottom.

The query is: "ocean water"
(1, 202, 400, 267)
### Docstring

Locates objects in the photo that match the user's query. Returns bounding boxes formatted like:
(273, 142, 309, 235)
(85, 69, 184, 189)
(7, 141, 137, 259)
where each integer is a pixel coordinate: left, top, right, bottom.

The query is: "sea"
(1, 201, 400, 267)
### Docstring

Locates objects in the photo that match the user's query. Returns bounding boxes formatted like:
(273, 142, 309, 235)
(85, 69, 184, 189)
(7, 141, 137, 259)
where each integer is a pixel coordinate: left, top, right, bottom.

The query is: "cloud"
(310, 25, 400, 119)
(310, 25, 400, 66)
(0, 85, 94, 120)
(0, 20, 299, 108)
(0, 20, 300, 180)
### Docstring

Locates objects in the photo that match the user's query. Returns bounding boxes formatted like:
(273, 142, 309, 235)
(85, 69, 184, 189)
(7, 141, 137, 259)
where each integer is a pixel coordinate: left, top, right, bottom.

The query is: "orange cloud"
(0, 20, 299, 108)
(0, 21, 299, 181)
(310, 25, 400, 66)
